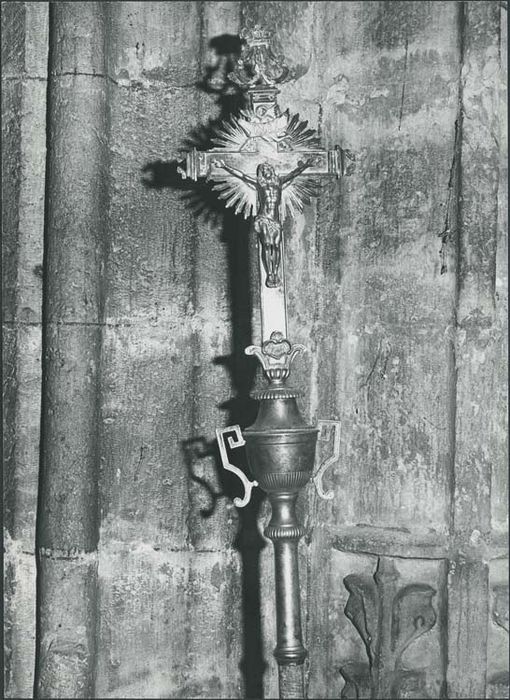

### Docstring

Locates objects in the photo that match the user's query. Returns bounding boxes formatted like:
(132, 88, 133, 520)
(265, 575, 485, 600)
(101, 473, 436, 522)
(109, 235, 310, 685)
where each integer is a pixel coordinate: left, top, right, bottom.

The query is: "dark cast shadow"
(143, 34, 268, 699)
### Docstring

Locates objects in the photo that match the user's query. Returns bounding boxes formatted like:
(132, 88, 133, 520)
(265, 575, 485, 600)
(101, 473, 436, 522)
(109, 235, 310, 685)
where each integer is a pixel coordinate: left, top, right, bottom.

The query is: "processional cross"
(179, 24, 353, 699)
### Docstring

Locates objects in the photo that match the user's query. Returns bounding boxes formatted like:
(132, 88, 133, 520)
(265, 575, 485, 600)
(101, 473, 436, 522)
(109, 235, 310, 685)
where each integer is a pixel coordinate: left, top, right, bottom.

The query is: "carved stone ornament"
(491, 583, 509, 633)
(340, 557, 437, 700)
(487, 583, 510, 699)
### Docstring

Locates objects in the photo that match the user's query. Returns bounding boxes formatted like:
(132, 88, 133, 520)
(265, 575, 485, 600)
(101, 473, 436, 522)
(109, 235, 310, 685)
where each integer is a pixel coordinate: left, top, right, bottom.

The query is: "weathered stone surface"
(487, 558, 510, 698)
(3, 2, 507, 699)
(35, 3, 107, 697)
(2, 75, 22, 323)
(98, 1, 241, 554)
(106, 1, 202, 88)
(37, 3, 107, 548)
(36, 555, 99, 699)
(95, 546, 243, 699)
(308, 0, 460, 535)
(1, 2, 26, 77)
(453, 0, 501, 537)
(95, 4, 248, 698)
(491, 1, 508, 536)
(39, 324, 102, 550)
(4, 536, 37, 699)
(2, 3, 48, 698)
(447, 556, 489, 699)
(4, 323, 42, 546)
(446, 6, 503, 697)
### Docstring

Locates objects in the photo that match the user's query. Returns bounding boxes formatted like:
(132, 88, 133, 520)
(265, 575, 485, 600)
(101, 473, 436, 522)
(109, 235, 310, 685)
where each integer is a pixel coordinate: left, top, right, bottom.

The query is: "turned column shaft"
(273, 539, 306, 698)
(266, 491, 308, 699)
(35, 3, 108, 697)
(267, 492, 307, 665)
(274, 539, 303, 655)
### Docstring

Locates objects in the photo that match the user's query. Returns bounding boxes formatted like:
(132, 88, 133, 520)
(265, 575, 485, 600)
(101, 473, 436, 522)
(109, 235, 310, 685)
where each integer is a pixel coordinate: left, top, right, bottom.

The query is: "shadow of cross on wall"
(141, 33, 246, 226)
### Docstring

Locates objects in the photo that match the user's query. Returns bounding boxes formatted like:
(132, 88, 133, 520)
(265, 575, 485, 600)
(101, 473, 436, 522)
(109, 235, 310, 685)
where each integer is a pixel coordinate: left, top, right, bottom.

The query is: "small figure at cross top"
(212, 157, 316, 287)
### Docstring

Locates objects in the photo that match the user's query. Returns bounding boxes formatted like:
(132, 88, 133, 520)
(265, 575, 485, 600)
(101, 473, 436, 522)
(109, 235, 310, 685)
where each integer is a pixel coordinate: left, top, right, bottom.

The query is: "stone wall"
(2, 2, 507, 698)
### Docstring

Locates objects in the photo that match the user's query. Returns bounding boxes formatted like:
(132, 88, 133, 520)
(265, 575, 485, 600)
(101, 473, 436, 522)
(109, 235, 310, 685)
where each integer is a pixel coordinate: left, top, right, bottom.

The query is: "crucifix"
(179, 23, 354, 699)
(178, 25, 353, 344)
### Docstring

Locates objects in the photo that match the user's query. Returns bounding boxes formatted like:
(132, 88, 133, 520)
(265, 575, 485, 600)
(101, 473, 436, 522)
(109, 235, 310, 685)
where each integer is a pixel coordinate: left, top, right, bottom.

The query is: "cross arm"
(177, 146, 354, 182)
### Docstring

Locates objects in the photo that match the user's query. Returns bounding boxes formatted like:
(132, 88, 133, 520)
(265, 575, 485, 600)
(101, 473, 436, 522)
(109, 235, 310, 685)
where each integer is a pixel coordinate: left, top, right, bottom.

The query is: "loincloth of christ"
(254, 215, 282, 242)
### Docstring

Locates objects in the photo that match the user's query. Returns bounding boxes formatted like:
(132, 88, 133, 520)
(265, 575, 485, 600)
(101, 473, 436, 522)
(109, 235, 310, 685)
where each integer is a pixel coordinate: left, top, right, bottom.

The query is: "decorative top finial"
(240, 24, 271, 47)
(245, 331, 306, 385)
(228, 24, 291, 88)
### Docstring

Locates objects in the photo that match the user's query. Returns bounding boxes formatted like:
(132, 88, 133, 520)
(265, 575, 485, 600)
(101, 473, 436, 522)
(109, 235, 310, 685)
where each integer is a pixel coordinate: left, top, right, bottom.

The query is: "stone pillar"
(35, 3, 108, 697)
(447, 2, 501, 698)
(2, 2, 49, 697)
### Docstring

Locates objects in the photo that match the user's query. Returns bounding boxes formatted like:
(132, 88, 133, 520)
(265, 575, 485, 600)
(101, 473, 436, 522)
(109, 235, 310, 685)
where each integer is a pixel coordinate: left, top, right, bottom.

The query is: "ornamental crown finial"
(245, 331, 306, 385)
(240, 24, 271, 48)
(228, 24, 291, 88)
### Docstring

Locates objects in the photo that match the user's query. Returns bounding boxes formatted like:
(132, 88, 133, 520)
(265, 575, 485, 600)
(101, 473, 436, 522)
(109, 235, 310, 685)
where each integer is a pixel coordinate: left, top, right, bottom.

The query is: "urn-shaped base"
(244, 389, 318, 494)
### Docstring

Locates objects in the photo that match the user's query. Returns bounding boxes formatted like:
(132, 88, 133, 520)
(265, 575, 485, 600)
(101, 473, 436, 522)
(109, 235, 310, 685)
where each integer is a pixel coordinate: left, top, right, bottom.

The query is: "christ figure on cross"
(212, 157, 315, 288)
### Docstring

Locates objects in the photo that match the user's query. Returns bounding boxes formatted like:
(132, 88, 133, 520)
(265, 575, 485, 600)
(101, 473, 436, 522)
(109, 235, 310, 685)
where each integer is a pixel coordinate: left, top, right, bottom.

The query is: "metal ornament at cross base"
(182, 24, 354, 699)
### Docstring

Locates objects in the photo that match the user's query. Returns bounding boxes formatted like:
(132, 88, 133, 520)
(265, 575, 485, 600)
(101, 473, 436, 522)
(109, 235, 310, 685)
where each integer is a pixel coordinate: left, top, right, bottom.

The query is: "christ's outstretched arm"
(212, 159, 257, 188)
(281, 157, 315, 187)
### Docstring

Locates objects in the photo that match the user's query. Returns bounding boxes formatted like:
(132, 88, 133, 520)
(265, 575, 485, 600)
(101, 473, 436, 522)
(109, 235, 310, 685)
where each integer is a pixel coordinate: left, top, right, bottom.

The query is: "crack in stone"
(438, 117, 460, 274)
(398, 38, 409, 132)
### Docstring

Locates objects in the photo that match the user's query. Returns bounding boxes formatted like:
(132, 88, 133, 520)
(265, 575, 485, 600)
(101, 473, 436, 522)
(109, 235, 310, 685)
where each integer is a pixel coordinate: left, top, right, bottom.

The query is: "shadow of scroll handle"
(216, 425, 258, 507)
(313, 420, 341, 500)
